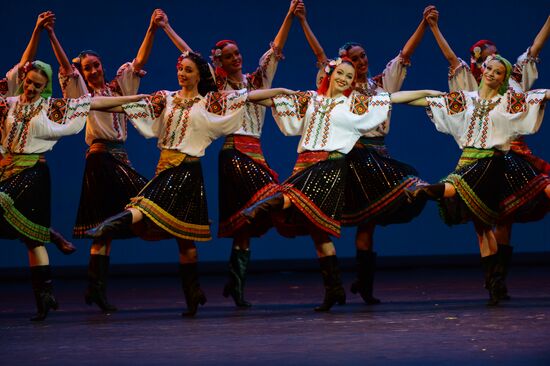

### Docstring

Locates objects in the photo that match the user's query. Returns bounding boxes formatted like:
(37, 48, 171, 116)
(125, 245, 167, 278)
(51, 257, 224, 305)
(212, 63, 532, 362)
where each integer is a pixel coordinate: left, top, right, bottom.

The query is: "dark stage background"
(1, 0, 548, 268)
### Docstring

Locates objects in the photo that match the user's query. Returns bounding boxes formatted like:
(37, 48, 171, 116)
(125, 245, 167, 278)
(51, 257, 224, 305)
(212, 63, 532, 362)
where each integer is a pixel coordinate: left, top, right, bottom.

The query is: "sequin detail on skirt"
(218, 135, 278, 238)
(127, 156, 211, 241)
(0, 159, 51, 242)
(439, 149, 503, 226)
(73, 140, 148, 238)
(342, 137, 426, 226)
(274, 151, 346, 238)
(499, 151, 550, 222)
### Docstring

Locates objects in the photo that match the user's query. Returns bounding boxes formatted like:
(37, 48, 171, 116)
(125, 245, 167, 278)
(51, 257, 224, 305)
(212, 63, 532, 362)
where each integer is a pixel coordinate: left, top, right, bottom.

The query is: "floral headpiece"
(324, 57, 344, 75)
(210, 40, 237, 68)
(469, 40, 497, 83)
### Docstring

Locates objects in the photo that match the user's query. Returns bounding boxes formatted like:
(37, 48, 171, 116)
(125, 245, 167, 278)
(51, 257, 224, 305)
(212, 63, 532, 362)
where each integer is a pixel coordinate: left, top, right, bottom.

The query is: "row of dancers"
(1, 2, 549, 321)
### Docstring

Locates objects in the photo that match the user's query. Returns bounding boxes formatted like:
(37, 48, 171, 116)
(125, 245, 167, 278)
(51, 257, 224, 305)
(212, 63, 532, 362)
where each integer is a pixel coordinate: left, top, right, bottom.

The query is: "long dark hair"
(176, 52, 217, 96)
(72, 49, 108, 91)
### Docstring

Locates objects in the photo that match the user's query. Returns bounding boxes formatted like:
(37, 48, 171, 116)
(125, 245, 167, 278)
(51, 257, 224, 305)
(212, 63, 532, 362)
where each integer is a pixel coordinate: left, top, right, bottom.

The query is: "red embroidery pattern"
(47, 98, 68, 124)
(0, 78, 8, 97)
(466, 97, 501, 148)
(507, 92, 527, 114)
(206, 92, 227, 115)
(350, 93, 370, 115)
(445, 91, 466, 115)
(8, 100, 44, 152)
(148, 92, 167, 118)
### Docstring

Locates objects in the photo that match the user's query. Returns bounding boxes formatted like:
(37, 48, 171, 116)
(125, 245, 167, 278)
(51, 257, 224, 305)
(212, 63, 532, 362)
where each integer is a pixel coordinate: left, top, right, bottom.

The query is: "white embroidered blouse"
(426, 89, 546, 151)
(271, 90, 391, 154)
(0, 95, 90, 153)
(59, 60, 145, 145)
(121, 90, 248, 157)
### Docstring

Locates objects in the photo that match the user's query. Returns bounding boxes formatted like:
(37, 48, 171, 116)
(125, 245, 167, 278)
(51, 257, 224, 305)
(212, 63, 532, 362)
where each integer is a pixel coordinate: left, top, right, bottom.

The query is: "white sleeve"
(448, 58, 478, 92)
(59, 65, 88, 98)
(271, 91, 313, 136)
(204, 89, 248, 139)
(379, 53, 410, 93)
(510, 48, 539, 92)
(505, 89, 546, 136)
(426, 91, 468, 137)
(348, 92, 391, 134)
(122, 91, 166, 138)
(35, 95, 91, 139)
(114, 60, 145, 96)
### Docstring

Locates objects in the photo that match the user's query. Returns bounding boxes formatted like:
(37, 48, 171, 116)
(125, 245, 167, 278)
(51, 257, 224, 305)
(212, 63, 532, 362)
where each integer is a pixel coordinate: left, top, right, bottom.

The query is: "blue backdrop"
(1, 0, 548, 267)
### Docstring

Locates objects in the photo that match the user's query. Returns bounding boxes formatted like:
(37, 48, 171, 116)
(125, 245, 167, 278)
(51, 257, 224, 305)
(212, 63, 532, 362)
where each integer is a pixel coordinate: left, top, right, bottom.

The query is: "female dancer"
(424, 9, 550, 300)
(405, 55, 549, 305)
(56, 9, 165, 312)
(1, 11, 76, 255)
(85, 52, 249, 317)
(156, 1, 298, 307)
(242, 58, 441, 311)
(294, 2, 433, 304)
(0, 55, 146, 320)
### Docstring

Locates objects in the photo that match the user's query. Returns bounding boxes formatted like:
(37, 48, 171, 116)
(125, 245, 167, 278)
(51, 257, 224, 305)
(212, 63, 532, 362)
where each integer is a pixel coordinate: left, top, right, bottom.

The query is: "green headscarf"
(16, 60, 53, 99)
(478, 54, 512, 95)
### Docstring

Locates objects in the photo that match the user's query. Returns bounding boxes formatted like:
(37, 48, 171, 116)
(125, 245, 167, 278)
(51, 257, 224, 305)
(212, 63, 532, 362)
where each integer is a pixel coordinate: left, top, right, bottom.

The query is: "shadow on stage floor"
(1, 264, 550, 365)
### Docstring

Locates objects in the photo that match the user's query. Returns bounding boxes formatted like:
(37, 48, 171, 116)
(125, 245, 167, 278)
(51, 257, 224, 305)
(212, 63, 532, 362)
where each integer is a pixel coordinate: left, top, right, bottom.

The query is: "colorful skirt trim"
(439, 148, 503, 226)
(0, 158, 51, 242)
(499, 150, 550, 222)
(274, 151, 346, 238)
(341, 137, 427, 226)
(509, 137, 550, 174)
(127, 154, 211, 242)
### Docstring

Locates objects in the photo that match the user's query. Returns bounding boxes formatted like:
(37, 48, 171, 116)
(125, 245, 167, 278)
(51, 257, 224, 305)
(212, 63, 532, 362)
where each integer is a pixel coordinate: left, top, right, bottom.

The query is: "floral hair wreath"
(210, 48, 223, 67)
(324, 57, 344, 75)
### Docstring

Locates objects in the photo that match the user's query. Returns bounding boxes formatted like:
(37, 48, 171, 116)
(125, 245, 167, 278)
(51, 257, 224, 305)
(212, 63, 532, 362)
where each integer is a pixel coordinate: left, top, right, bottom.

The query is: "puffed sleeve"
(112, 60, 146, 96)
(204, 89, 248, 139)
(122, 91, 167, 138)
(1, 65, 23, 97)
(34, 95, 91, 138)
(348, 91, 392, 134)
(247, 43, 284, 90)
(376, 52, 410, 93)
(510, 48, 539, 92)
(271, 91, 313, 136)
(426, 91, 468, 137)
(504, 89, 546, 136)
(59, 65, 88, 99)
(448, 58, 478, 92)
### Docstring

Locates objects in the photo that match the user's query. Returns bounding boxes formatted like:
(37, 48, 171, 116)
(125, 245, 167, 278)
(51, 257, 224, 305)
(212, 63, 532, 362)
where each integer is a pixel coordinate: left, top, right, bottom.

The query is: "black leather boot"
(30, 265, 59, 321)
(49, 228, 76, 255)
(481, 254, 505, 307)
(350, 250, 381, 304)
(242, 192, 284, 224)
(180, 263, 207, 317)
(314, 255, 346, 312)
(497, 244, 513, 300)
(85, 254, 117, 312)
(84, 210, 133, 239)
(223, 248, 252, 308)
(404, 183, 446, 203)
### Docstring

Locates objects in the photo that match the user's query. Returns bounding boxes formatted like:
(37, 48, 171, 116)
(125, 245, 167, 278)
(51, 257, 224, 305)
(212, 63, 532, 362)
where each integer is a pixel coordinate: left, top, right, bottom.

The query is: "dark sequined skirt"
(499, 150, 550, 223)
(128, 156, 211, 241)
(439, 149, 504, 226)
(218, 135, 279, 238)
(274, 151, 347, 238)
(73, 140, 148, 238)
(0, 160, 51, 242)
(342, 137, 427, 226)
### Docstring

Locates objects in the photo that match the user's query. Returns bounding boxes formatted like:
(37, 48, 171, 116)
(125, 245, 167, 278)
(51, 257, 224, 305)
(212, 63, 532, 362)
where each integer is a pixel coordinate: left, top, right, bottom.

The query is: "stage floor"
(1, 265, 550, 365)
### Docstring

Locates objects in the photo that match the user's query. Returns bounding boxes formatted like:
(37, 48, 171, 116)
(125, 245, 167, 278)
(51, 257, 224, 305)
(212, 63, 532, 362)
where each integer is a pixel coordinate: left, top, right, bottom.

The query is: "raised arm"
(272, 0, 299, 51)
(248, 88, 295, 106)
(156, 10, 193, 53)
(44, 16, 72, 76)
(90, 94, 147, 111)
(400, 6, 433, 61)
(18, 11, 55, 69)
(529, 15, 550, 58)
(294, 1, 327, 66)
(390, 90, 444, 106)
(134, 9, 164, 71)
(424, 7, 461, 70)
